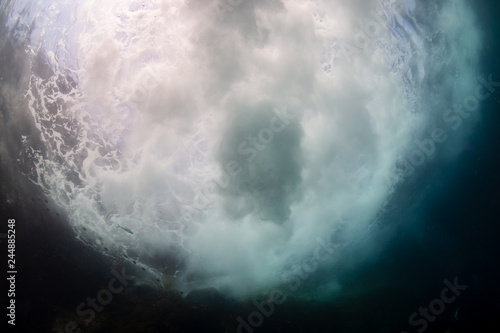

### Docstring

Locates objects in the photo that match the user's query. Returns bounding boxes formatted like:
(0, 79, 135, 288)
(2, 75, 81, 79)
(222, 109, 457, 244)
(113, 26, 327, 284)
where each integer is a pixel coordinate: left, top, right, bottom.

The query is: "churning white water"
(2, 0, 483, 297)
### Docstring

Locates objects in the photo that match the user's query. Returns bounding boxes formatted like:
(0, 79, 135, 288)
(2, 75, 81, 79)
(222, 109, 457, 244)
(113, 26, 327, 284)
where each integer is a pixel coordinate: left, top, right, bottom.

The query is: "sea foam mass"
(0, 0, 483, 298)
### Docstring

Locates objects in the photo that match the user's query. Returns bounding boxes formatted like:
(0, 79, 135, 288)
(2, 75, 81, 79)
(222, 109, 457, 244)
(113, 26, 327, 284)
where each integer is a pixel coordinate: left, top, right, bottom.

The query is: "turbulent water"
(0, 0, 483, 297)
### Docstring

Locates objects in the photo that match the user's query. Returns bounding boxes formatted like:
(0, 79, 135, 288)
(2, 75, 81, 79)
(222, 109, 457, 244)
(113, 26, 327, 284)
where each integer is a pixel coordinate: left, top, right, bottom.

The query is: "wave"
(1, 0, 483, 297)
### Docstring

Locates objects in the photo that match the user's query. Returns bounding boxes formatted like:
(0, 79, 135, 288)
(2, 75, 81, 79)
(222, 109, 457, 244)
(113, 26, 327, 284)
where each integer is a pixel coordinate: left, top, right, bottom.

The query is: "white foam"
(9, 0, 482, 297)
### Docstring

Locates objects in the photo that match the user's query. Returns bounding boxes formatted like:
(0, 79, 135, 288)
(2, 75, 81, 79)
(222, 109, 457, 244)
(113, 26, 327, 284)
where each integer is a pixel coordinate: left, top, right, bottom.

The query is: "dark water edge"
(1, 1, 500, 332)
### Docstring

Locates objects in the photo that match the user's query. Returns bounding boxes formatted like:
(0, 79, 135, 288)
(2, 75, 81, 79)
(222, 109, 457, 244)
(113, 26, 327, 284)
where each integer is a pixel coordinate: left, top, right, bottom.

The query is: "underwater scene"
(1, 0, 500, 332)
